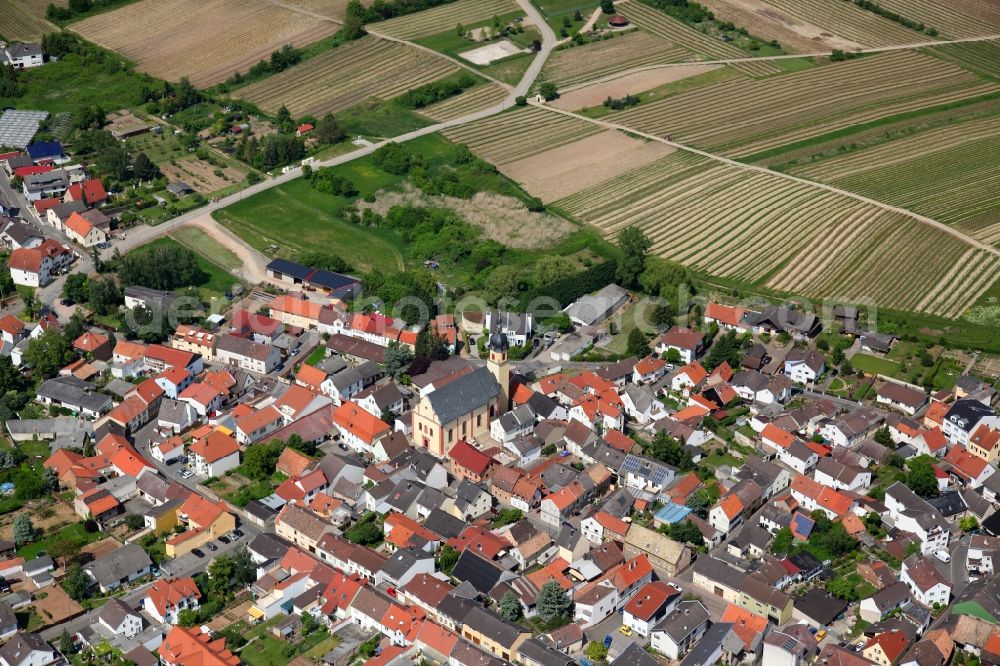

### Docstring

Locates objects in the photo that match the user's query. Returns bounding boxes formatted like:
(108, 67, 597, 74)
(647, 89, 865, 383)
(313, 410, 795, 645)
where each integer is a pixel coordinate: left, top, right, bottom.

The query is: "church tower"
(487, 329, 510, 410)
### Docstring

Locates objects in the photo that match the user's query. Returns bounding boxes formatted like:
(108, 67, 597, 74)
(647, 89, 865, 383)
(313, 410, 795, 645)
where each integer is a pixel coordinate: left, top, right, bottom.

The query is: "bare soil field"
(160, 157, 245, 194)
(543, 31, 691, 89)
(552, 63, 720, 110)
(31, 585, 83, 627)
(357, 183, 576, 247)
(500, 129, 675, 201)
(70, 0, 340, 87)
(696, 0, 862, 51)
(0, 0, 55, 40)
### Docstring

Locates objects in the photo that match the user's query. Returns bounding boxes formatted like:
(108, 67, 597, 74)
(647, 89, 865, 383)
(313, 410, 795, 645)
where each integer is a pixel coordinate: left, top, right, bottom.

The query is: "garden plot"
(459, 40, 529, 65)
(500, 129, 675, 201)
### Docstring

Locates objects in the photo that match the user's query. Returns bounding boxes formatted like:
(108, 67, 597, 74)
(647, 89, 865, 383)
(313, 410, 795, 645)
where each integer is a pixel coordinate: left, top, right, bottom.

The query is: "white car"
(934, 549, 951, 563)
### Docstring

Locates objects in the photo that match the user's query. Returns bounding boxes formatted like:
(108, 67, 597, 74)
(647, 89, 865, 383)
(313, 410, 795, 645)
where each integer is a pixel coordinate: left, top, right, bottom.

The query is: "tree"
(232, 545, 256, 587)
(88, 276, 123, 315)
(59, 631, 75, 656)
(586, 642, 609, 661)
(536, 580, 573, 622)
(132, 152, 161, 181)
(345, 512, 383, 546)
(535, 256, 576, 287)
(539, 82, 559, 101)
(24, 329, 74, 378)
(873, 426, 894, 447)
(61, 273, 89, 303)
(61, 563, 91, 600)
(342, 0, 367, 39)
(314, 113, 346, 145)
(499, 591, 523, 621)
(437, 544, 459, 574)
(384, 342, 414, 379)
(13, 514, 35, 547)
(208, 555, 235, 598)
(616, 226, 651, 289)
(906, 456, 939, 498)
(770, 527, 793, 555)
(241, 440, 284, 480)
(667, 519, 704, 547)
(626, 327, 650, 357)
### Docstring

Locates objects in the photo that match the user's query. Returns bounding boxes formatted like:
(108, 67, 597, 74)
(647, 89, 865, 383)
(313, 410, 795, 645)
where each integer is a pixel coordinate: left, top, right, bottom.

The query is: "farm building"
(265, 258, 361, 299)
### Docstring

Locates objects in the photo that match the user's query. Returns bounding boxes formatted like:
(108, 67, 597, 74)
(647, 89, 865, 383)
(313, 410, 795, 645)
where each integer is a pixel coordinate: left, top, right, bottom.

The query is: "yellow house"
(165, 494, 236, 558)
(412, 366, 501, 457)
(147, 499, 182, 536)
(967, 425, 1000, 464)
(738, 577, 793, 625)
(461, 606, 529, 663)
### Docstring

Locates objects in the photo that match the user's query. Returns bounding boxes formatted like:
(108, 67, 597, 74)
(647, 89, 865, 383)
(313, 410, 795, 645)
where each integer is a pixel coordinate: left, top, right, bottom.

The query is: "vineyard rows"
(374, 0, 519, 39)
(752, 95, 1000, 167)
(442, 106, 601, 164)
(608, 51, 1000, 156)
(826, 133, 1000, 226)
(866, 0, 999, 38)
(542, 31, 691, 88)
(236, 37, 459, 116)
(758, 0, 926, 47)
(553, 149, 996, 315)
(419, 83, 509, 121)
(925, 40, 1000, 79)
(769, 214, 999, 318)
(618, 1, 780, 77)
(0, 0, 55, 41)
(71, 0, 339, 88)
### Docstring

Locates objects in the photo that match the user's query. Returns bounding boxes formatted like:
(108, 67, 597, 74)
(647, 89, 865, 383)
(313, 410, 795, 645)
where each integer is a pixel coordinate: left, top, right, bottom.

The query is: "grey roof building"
(83, 543, 152, 592)
(424, 366, 500, 425)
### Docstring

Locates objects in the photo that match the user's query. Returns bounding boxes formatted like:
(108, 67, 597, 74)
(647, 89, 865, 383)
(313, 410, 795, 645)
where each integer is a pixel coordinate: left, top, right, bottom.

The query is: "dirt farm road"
(115, 16, 1000, 294)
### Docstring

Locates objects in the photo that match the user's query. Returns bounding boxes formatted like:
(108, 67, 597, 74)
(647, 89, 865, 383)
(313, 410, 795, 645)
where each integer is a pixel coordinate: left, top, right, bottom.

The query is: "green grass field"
(212, 173, 407, 274)
(18, 522, 103, 559)
(850, 353, 902, 376)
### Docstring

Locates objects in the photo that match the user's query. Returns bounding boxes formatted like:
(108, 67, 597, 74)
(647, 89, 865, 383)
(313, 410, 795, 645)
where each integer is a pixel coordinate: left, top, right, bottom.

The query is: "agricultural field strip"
(442, 105, 602, 163)
(819, 136, 1000, 225)
(0, 0, 56, 40)
(70, 0, 340, 88)
(419, 83, 511, 121)
(871, 0, 998, 38)
(530, 100, 1000, 313)
(753, 96, 1000, 167)
(374, 0, 520, 39)
(542, 31, 691, 88)
(791, 116, 1000, 181)
(618, 1, 780, 77)
(758, 0, 930, 46)
(923, 40, 1000, 79)
(606, 51, 999, 155)
(236, 36, 462, 116)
